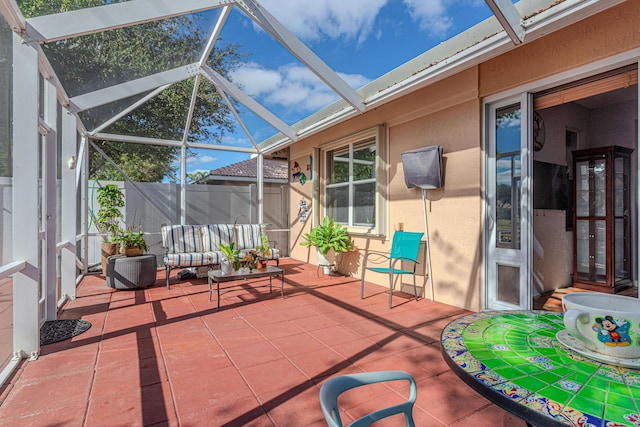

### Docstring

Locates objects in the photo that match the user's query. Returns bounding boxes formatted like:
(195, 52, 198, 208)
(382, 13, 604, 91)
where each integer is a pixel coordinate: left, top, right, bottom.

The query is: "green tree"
(18, 0, 245, 182)
(187, 170, 209, 184)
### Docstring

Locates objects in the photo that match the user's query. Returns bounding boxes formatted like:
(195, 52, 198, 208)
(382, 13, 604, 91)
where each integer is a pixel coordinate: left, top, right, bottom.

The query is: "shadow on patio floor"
(0, 259, 526, 426)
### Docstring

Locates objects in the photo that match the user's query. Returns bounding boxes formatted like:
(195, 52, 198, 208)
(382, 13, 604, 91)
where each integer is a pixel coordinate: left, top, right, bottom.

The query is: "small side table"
(106, 254, 157, 289)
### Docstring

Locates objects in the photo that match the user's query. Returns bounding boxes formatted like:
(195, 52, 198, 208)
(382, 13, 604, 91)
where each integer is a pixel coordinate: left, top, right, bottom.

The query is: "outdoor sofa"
(161, 223, 280, 289)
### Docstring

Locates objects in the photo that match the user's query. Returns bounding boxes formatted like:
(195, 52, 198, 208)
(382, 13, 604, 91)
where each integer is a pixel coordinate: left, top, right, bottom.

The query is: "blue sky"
(185, 0, 494, 178)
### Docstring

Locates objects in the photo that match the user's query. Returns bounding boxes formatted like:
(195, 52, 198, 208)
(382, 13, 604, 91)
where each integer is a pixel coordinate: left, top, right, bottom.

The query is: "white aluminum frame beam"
(90, 84, 171, 134)
(199, 6, 231, 66)
(70, 64, 200, 112)
(200, 64, 297, 142)
(237, 0, 365, 113)
(61, 108, 78, 302)
(12, 31, 40, 360)
(485, 0, 524, 45)
(42, 78, 58, 322)
(214, 83, 260, 150)
(25, 0, 232, 43)
(0, 0, 25, 33)
(91, 132, 258, 154)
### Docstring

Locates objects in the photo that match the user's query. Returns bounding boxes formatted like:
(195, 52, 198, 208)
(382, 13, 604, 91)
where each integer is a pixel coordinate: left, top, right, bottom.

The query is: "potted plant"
(115, 226, 148, 257)
(94, 184, 125, 272)
(255, 234, 271, 269)
(300, 217, 354, 274)
(219, 242, 241, 274)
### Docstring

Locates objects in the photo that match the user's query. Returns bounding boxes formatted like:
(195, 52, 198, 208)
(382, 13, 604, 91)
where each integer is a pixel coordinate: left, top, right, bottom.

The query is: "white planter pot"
(316, 248, 335, 275)
(220, 260, 233, 275)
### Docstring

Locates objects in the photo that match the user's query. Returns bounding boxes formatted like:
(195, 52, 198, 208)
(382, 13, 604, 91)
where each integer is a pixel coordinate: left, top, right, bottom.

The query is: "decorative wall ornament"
(298, 199, 309, 223)
(292, 161, 307, 184)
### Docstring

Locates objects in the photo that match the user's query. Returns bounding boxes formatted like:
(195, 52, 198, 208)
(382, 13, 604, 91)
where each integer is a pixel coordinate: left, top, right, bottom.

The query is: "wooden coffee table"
(207, 265, 285, 310)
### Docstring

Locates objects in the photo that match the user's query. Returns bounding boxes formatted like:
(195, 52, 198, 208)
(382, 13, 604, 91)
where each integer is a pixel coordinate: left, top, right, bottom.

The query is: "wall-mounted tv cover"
(401, 145, 444, 302)
(401, 145, 444, 189)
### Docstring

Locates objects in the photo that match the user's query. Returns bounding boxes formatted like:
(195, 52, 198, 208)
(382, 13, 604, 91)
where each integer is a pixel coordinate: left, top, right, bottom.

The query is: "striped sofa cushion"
(163, 251, 222, 267)
(267, 247, 280, 260)
(235, 224, 265, 250)
(201, 224, 235, 251)
(161, 225, 204, 253)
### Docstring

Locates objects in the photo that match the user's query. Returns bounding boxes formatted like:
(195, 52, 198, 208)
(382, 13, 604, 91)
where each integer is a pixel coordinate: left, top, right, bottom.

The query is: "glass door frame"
(484, 93, 533, 310)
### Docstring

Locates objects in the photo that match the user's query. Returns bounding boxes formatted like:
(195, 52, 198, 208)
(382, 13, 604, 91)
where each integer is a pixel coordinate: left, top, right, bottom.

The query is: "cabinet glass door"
(575, 160, 590, 216)
(575, 219, 606, 283)
(613, 155, 629, 280)
(574, 156, 606, 284)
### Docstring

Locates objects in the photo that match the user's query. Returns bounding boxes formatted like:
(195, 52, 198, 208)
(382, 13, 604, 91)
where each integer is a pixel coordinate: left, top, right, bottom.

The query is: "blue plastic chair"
(360, 231, 424, 308)
(319, 371, 417, 427)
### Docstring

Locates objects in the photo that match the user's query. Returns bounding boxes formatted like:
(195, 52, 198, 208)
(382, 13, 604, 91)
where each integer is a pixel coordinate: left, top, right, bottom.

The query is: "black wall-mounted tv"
(533, 161, 569, 210)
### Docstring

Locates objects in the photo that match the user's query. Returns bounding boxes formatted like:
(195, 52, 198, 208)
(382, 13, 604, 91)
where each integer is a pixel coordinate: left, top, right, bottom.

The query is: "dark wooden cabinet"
(572, 146, 633, 293)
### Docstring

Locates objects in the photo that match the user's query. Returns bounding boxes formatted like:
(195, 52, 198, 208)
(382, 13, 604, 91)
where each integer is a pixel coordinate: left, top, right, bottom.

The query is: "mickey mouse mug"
(562, 292, 640, 359)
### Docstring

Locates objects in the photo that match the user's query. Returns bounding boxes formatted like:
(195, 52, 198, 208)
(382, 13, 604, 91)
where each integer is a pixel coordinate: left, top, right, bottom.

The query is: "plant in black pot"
(94, 184, 125, 272)
(300, 217, 354, 275)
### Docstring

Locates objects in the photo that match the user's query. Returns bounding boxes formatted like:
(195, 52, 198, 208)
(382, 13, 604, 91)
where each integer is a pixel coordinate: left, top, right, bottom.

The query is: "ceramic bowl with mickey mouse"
(562, 292, 640, 359)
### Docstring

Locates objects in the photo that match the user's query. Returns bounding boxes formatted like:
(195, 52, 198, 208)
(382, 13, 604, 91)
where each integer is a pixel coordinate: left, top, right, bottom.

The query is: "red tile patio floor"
(0, 259, 526, 426)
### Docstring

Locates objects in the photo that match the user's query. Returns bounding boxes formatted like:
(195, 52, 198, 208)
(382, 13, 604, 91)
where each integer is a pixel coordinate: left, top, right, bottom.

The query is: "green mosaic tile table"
(441, 311, 640, 427)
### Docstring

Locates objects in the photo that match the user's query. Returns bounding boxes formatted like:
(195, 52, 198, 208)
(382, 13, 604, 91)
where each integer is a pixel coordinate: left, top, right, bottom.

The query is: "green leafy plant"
(220, 242, 242, 270)
(95, 184, 125, 242)
(300, 217, 354, 255)
(115, 226, 148, 254)
(255, 234, 271, 259)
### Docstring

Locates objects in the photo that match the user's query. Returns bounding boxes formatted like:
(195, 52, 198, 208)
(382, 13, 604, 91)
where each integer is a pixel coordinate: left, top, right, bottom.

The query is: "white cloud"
(231, 62, 371, 113)
(402, 0, 453, 37)
(220, 135, 252, 147)
(187, 154, 217, 165)
(258, 0, 388, 44)
(231, 63, 282, 97)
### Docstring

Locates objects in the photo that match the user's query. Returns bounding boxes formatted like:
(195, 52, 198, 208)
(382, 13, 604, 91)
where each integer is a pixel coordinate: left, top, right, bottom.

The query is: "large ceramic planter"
(316, 248, 335, 275)
(101, 242, 120, 274)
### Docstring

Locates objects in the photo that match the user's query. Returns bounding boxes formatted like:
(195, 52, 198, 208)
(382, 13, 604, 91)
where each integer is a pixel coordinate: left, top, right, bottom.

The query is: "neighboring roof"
(202, 158, 288, 183)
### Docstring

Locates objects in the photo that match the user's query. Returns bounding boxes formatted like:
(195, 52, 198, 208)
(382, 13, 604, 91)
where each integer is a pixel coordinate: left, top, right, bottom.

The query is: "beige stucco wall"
(480, 1, 640, 97)
(289, 68, 484, 311)
(287, 1, 640, 312)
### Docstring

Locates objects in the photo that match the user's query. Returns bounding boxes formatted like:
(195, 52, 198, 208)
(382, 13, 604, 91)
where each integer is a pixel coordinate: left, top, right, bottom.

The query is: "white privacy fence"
(87, 180, 290, 268)
(0, 179, 289, 268)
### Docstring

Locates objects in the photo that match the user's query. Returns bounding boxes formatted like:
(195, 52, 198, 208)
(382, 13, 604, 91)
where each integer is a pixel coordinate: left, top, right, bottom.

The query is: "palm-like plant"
(300, 217, 354, 255)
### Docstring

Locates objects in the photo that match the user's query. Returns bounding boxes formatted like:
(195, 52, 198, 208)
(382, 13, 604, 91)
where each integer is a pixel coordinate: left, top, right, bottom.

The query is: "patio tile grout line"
(145, 283, 183, 427)
(83, 288, 115, 427)
(201, 273, 467, 426)
(1, 264, 493, 426)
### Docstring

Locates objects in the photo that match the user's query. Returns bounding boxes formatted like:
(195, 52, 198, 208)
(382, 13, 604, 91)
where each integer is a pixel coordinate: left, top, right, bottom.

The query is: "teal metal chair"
(319, 370, 417, 427)
(360, 231, 424, 308)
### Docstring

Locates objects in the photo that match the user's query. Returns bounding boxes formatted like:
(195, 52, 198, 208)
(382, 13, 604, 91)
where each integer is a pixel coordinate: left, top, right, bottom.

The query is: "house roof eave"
(258, 0, 627, 154)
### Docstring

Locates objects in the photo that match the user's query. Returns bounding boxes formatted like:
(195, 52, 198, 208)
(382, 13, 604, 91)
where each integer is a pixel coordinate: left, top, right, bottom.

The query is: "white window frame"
(319, 125, 387, 237)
